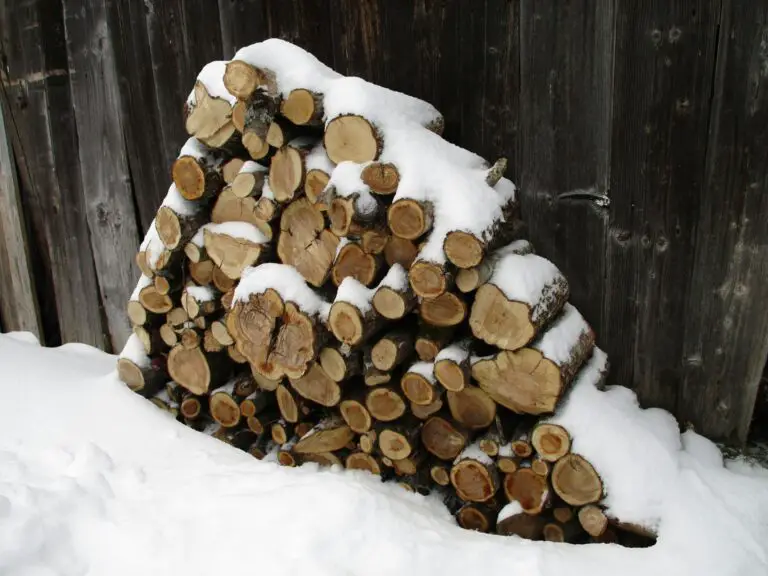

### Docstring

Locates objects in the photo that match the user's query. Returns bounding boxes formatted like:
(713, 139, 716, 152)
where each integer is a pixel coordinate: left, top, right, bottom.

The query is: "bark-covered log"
(289, 362, 341, 407)
(372, 264, 416, 320)
(156, 204, 205, 252)
(245, 407, 281, 435)
(117, 354, 167, 398)
(172, 138, 224, 201)
(269, 137, 316, 203)
(421, 415, 469, 460)
(496, 503, 546, 539)
(181, 286, 219, 319)
(434, 341, 471, 392)
(419, 291, 467, 327)
(531, 423, 572, 462)
(365, 384, 407, 422)
(319, 346, 362, 382)
(371, 327, 414, 371)
(281, 88, 323, 126)
(450, 443, 500, 502)
(446, 385, 497, 430)
(138, 284, 174, 315)
(455, 239, 533, 294)
(401, 362, 442, 406)
(239, 388, 273, 418)
(504, 468, 550, 514)
(457, 502, 501, 533)
(230, 162, 267, 198)
(378, 417, 421, 461)
(331, 242, 382, 287)
(543, 519, 583, 543)
(430, 463, 451, 486)
(551, 454, 603, 506)
(387, 199, 433, 240)
(293, 417, 354, 454)
(247, 433, 275, 460)
(361, 162, 399, 195)
(328, 284, 383, 346)
(478, 415, 514, 457)
(409, 260, 453, 299)
(209, 380, 242, 428)
(410, 397, 444, 420)
(168, 343, 229, 395)
(415, 324, 455, 362)
(384, 236, 418, 269)
(339, 389, 373, 433)
(578, 505, 608, 538)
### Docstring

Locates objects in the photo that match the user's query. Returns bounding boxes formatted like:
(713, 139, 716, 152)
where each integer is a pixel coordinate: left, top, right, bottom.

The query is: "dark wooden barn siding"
(0, 0, 766, 444)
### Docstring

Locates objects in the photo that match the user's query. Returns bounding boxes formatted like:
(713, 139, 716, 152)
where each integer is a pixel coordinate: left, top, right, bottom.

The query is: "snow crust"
(435, 340, 470, 364)
(187, 60, 236, 106)
(334, 277, 375, 313)
(161, 183, 197, 217)
(305, 141, 335, 174)
(328, 161, 377, 217)
(235, 263, 331, 320)
(489, 252, 565, 319)
(130, 275, 152, 301)
(407, 361, 436, 383)
(118, 333, 149, 368)
(203, 222, 268, 245)
(186, 285, 215, 303)
(1, 333, 767, 576)
(377, 263, 408, 291)
(533, 304, 591, 366)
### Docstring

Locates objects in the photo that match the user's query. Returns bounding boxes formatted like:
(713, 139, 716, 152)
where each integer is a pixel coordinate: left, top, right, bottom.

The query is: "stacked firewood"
(118, 39, 651, 546)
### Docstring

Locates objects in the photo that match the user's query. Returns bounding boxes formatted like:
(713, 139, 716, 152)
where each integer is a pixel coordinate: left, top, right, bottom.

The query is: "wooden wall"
(1, 0, 766, 445)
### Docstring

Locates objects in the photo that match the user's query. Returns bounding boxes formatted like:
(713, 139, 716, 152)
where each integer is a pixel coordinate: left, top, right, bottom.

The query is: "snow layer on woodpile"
(178, 137, 210, 161)
(328, 161, 377, 216)
(377, 263, 408, 291)
(261, 176, 275, 199)
(305, 141, 335, 174)
(129, 275, 152, 301)
(140, 220, 165, 269)
(161, 183, 198, 217)
(118, 333, 150, 368)
(407, 361, 436, 383)
(435, 340, 471, 364)
(189, 228, 204, 247)
(239, 160, 267, 175)
(533, 304, 592, 366)
(1, 333, 767, 576)
(489, 252, 566, 319)
(235, 263, 330, 320)
(497, 501, 524, 523)
(454, 442, 494, 466)
(186, 60, 236, 106)
(186, 286, 215, 302)
(203, 221, 268, 245)
(334, 277, 375, 313)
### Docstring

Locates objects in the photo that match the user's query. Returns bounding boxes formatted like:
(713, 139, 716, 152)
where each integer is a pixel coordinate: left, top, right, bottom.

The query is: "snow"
(130, 275, 152, 301)
(118, 333, 149, 368)
(407, 361, 436, 383)
(533, 304, 591, 366)
(235, 263, 331, 320)
(261, 176, 275, 200)
(327, 161, 378, 217)
(140, 220, 165, 270)
(239, 160, 267, 175)
(187, 60, 236, 106)
(497, 443, 514, 458)
(202, 222, 268, 245)
(497, 501, 524, 523)
(305, 141, 335, 174)
(454, 442, 494, 466)
(377, 263, 408, 291)
(186, 285, 215, 303)
(489, 252, 565, 320)
(161, 183, 198, 216)
(189, 228, 204, 247)
(334, 236, 350, 259)
(178, 137, 210, 161)
(435, 340, 471, 364)
(334, 277, 375, 312)
(1, 333, 767, 576)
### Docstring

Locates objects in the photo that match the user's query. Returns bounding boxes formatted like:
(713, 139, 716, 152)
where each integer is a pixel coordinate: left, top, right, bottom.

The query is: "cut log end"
(365, 386, 406, 422)
(172, 157, 207, 201)
(339, 398, 372, 433)
(450, 458, 498, 503)
(270, 146, 305, 203)
(531, 423, 571, 462)
(372, 287, 411, 320)
(578, 505, 608, 537)
(444, 231, 485, 269)
(469, 284, 536, 351)
(401, 372, 440, 406)
(281, 88, 322, 125)
(421, 416, 467, 460)
(361, 162, 399, 194)
(346, 452, 382, 475)
(419, 292, 466, 327)
(210, 390, 241, 428)
(324, 115, 380, 164)
(305, 169, 330, 205)
(551, 454, 603, 506)
(388, 199, 432, 240)
(328, 302, 366, 346)
(504, 468, 549, 514)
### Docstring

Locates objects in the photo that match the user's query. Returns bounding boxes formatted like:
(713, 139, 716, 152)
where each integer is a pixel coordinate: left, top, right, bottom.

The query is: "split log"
(211, 188, 273, 241)
(269, 301, 328, 379)
(289, 362, 341, 407)
(384, 236, 418, 269)
(387, 199, 433, 240)
(531, 423, 571, 462)
(211, 319, 234, 347)
(469, 253, 568, 350)
(203, 224, 268, 280)
(419, 292, 466, 327)
(496, 502, 546, 539)
(304, 142, 334, 206)
(184, 70, 232, 142)
(455, 239, 533, 293)
(358, 430, 377, 454)
(446, 385, 497, 430)
(172, 138, 223, 201)
(222, 158, 246, 183)
(361, 162, 399, 195)
(339, 389, 373, 433)
(168, 344, 228, 395)
(230, 161, 267, 198)
(156, 201, 204, 252)
(443, 202, 524, 269)
(293, 417, 354, 454)
(450, 443, 499, 502)
(281, 88, 323, 126)
(275, 383, 311, 424)
(504, 468, 550, 514)
(189, 260, 215, 286)
(471, 304, 594, 414)
(319, 346, 362, 382)
(331, 242, 382, 287)
(328, 281, 383, 346)
(181, 286, 218, 319)
(371, 328, 414, 371)
(578, 505, 608, 538)
(372, 264, 416, 320)
(457, 502, 501, 533)
(415, 325, 455, 362)
(277, 197, 339, 287)
(421, 415, 469, 460)
(138, 284, 174, 315)
(345, 451, 382, 475)
(551, 454, 603, 506)
(226, 289, 283, 372)
(401, 362, 442, 406)
(365, 384, 407, 422)
(434, 341, 471, 392)
(269, 137, 316, 203)
(410, 397, 444, 420)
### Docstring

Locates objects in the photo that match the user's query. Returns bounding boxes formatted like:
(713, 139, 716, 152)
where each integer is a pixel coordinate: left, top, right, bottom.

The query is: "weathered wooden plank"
(62, 0, 140, 351)
(603, 0, 721, 413)
(105, 0, 167, 232)
(1, 0, 106, 348)
(218, 0, 268, 57)
(680, 0, 768, 443)
(0, 95, 42, 337)
(518, 0, 614, 332)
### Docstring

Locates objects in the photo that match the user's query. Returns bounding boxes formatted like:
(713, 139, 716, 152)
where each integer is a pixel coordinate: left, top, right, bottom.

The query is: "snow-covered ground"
(1, 332, 767, 576)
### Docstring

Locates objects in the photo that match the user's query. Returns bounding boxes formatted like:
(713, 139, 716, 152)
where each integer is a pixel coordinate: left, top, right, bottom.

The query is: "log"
(551, 454, 603, 506)
(301, 451, 346, 468)
(212, 265, 236, 293)
(166, 307, 189, 327)
(395, 468, 433, 496)
(271, 419, 295, 446)
(387, 199, 433, 240)
(189, 259, 215, 286)
(232, 94, 279, 154)
(434, 341, 471, 392)
(181, 286, 218, 319)
(184, 76, 232, 142)
(281, 88, 323, 126)
(450, 443, 500, 502)
(293, 417, 354, 454)
(419, 291, 467, 327)
(133, 325, 164, 355)
(543, 519, 583, 543)
(127, 278, 153, 326)
(180, 393, 204, 420)
(384, 236, 418, 269)
(415, 325, 455, 362)
(211, 188, 273, 241)
(378, 417, 421, 461)
(289, 362, 341, 407)
(209, 380, 242, 428)
(265, 117, 301, 149)
(365, 384, 407, 422)
(223, 59, 278, 101)
(239, 389, 273, 418)
(277, 197, 339, 287)
(222, 158, 246, 184)
(496, 503, 546, 539)
(230, 162, 267, 198)
(410, 397, 444, 420)
(371, 328, 414, 371)
(270, 301, 327, 379)
(203, 224, 268, 280)
(275, 383, 311, 424)
(331, 242, 382, 287)
(328, 192, 385, 240)
(469, 253, 569, 350)
(156, 205, 204, 252)
(339, 390, 373, 433)
(203, 328, 224, 353)
(504, 468, 550, 514)
(361, 162, 399, 195)
(531, 457, 551, 477)
(245, 408, 281, 435)
(455, 239, 533, 294)
(372, 264, 416, 320)
(553, 506, 574, 524)
(401, 362, 442, 406)
(328, 290, 383, 346)
(228, 345, 248, 364)
(578, 505, 608, 538)
(363, 366, 391, 387)
(391, 449, 425, 475)
(211, 319, 234, 347)
(319, 346, 362, 383)
(531, 423, 572, 462)
(345, 451, 382, 475)
(247, 434, 275, 460)
(421, 415, 469, 460)
(409, 260, 453, 300)
(227, 289, 283, 372)
(304, 142, 334, 207)
(117, 355, 166, 397)
(138, 284, 174, 315)
(172, 139, 223, 201)
(457, 502, 500, 533)
(324, 114, 382, 164)
(361, 229, 389, 255)
(430, 463, 451, 486)
(496, 453, 521, 475)
(159, 324, 178, 347)
(446, 385, 497, 430)
(184, 239, 206, 264)
(509, 419, 536, 458)
(168, 344, 228, 395)
(358, 430, 377, 454)
(471, 305, 594, 414)
(443, 203, 524, 269)
(269, 137, 316, 203)
(478, 415, 514, 457)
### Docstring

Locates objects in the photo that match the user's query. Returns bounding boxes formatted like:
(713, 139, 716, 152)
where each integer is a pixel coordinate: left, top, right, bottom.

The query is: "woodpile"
(118, 39, 653, 547)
